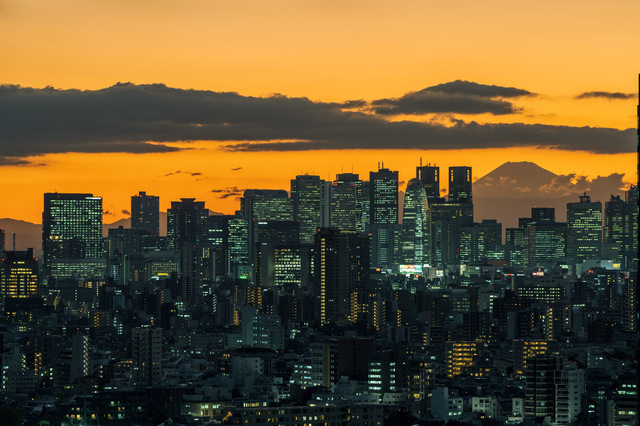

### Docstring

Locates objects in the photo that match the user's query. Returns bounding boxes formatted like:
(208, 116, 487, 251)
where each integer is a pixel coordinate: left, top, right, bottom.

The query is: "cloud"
(160, 170, 200, 177)
(231, 167, 242, 171)
(0, 156, 29, 166)
(371, 92, 518, 115)
(538, 173, 628, 198)
(425, 80, 535, 98)
(575, 91, 634, 100)
(369, 80, 535, 116)
(122, 209, 131, 215)
(212, 186, 243, 199)
(223, 121, 634, 154)
(0, 83, 634, 163)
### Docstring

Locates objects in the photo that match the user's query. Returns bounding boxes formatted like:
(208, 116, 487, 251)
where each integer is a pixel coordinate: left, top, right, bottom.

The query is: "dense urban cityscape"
(0, 160, 637, 425)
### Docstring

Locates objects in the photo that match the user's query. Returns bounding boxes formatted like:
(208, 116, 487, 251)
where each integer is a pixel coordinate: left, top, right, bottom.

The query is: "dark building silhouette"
(416, 163, 442, 203)
(315, 228, 370, 326)
(131, 191, 160, 235)
(448, 166, 472, 203)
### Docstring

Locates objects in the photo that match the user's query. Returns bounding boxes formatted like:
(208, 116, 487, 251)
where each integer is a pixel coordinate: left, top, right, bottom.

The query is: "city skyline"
(0, 1, 638, 223)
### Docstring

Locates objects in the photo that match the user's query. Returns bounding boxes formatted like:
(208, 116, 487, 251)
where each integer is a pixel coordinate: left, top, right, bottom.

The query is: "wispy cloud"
(575, 91, 634, 100)
(211, 186, 243, 199)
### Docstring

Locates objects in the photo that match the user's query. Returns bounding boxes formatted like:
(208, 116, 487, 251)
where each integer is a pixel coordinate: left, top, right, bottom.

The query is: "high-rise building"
(131, 191, 160, 235)
(0, 228, 4, 255)
(400, 178, 431, 270)
(0, 249, 39, 310)
(604, 194, 631, 268)
(240, 189, 293, 261)
(42, 193, 103, 276)
(526, 219, 567, 267)
(448, 166, 472, 203)
(431, 202, 473, 267)
(369, 166, 399, 270)
(315, 228, 370, 326)
(567, 193, 602, 265)
(132, 327, 162, 386)
(329, 173, 365, 232)
(228, 217, 250, 279)
(416, 163, 441, 203)
(167, 198, 209, 250)
(626, 184, 638, 270)
(291, 175, 326, 245)
(167, 198, 209, 303)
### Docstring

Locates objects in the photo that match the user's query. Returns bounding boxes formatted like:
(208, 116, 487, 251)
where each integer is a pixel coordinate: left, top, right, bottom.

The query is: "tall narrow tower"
(369, 166, 399, 270)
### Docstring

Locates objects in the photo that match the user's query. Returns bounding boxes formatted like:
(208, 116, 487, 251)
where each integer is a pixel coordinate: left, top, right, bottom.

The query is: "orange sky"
(0, 0, 638, 223)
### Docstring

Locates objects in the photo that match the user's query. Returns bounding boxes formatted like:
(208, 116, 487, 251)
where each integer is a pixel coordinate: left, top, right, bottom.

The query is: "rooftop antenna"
(420, 157, 422, 167)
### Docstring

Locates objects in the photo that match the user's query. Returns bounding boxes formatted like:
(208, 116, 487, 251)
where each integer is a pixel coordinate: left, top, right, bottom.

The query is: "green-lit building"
(42, 193, 103, 276)
(567, 193, 602, 266)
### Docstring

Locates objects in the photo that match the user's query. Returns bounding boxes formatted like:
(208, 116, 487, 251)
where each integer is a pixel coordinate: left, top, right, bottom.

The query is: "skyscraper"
(416, 163, 441, 203)
(567, 193, 602, 266)
(330, 173, 364, 232)
(400, 178, 431, 270)
(369, 166, 399, 270)
(131, 191, 160, 235)
(448, 166, 472, 203)
(167, 198, 209, 250)
(291, 175, 326, 244)
(604, 194, 631, 268)
(315, 228, 370, 326)
(167, 198, 209, 303)
(42, 193, 103, 275)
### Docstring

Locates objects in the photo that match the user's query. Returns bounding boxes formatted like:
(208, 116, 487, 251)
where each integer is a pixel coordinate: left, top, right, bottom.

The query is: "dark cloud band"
(0, 83, 634, 162)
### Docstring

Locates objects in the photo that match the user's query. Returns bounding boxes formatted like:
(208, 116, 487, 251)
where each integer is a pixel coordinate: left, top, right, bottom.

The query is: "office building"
(369, 166, 399, 270)
(626, 184, 638, 269)
(431, 202, 473, 267)
(604, 194, 632, 268)
(0, 249, 40, 310)
(400, 178, 430, 270)
(567, 193, 602, 265)
(416, 163, 442, 203)
(448, 166, 472, 203)
(131, 191, 160, 235)
(167, 198, 209, 250)
(42, 193, 103, 275)
(291, 175, 326, 244)
(526, 221, 567, 267)
(329, 173, 365, 232)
